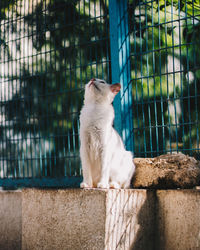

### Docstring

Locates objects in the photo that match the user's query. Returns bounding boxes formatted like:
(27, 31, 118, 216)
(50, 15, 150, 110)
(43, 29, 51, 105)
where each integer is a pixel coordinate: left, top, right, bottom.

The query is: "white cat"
(79, 78, 135, 189)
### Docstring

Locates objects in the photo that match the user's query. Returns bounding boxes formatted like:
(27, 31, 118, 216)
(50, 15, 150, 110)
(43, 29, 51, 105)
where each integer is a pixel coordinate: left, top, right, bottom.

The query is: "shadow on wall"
(105, 190, 156, 250)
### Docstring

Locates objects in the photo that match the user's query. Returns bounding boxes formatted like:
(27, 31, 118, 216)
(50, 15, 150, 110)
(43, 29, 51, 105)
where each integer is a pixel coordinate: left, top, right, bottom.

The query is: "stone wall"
(0, 189, 200, 250)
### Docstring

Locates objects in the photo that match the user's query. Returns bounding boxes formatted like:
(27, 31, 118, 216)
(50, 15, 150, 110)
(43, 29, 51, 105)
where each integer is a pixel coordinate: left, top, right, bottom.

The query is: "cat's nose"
(89, 78, 95, 87)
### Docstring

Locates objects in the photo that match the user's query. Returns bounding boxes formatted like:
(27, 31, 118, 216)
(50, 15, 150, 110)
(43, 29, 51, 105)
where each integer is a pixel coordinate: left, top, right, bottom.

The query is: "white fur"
(79, 78, 135, 189)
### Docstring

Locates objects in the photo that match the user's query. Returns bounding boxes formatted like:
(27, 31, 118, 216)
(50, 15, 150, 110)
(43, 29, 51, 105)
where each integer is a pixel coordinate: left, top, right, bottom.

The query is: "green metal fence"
(0, 0, 199, 188)
(0, 0, 110, 187)
(128, 0, 200, 158)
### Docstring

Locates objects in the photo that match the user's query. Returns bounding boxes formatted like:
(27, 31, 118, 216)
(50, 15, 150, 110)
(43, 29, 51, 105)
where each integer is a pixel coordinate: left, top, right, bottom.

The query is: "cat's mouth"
(89, 80, 100, 91)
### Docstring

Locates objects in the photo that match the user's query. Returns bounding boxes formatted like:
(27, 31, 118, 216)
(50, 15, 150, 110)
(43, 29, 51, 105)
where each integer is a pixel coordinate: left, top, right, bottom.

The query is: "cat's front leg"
(80, 145, 93, 188)
(97, 148, 110, 189)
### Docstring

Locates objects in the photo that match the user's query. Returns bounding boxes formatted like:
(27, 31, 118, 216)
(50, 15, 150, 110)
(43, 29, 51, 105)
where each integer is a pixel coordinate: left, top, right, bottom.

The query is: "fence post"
(109, 0, 122, 136)
(109, 0, 134, 152)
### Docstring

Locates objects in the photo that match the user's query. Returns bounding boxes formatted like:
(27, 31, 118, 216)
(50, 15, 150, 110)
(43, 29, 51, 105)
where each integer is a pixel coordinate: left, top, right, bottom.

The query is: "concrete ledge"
(0, 189, 200, 250)
(105, 189, 155, 250)
(22, 189, 107, 250)
(156, 190, 200, 250)
(22, 189, 155, 250)
(0, 190, 22, 250)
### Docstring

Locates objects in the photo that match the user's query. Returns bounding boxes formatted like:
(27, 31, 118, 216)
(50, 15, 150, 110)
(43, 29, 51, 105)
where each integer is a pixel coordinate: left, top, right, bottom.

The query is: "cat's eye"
(100, 80, 105, 84)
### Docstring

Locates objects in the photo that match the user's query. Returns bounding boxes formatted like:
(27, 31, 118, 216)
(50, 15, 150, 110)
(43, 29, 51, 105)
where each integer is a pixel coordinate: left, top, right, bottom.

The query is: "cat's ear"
(110, 83, 121, 95)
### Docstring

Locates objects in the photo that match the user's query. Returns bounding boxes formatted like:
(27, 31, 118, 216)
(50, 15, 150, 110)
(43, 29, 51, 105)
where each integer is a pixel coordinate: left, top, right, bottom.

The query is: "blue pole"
(109, 0, 122, 136)
(109, 0, 134, 152)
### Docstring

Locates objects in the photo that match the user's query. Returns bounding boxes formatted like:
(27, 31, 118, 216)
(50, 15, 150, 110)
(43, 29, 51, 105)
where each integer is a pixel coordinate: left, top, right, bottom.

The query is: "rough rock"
(132, 153, 200, 189)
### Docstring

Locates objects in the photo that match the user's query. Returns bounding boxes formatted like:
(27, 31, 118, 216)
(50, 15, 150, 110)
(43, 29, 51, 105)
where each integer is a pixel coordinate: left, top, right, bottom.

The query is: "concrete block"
(156, 190, 200, 250)
(22, 189, 155, 250)
(22, 189, 106, 250)
(1, 188, 200, 250)
(105, 189, 155, 250)
(0, 190, 22, 250)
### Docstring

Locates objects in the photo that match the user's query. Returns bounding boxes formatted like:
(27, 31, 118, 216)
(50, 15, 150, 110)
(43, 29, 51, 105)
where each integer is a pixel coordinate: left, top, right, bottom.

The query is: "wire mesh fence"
(0, 0, 200, 187)
(128, 0, 200, 158)
(0, 0, 110, 186)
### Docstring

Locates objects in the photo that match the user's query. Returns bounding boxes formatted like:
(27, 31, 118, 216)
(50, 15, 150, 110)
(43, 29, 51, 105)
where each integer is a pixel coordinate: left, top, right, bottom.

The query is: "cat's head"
(84, 78, 121, 104)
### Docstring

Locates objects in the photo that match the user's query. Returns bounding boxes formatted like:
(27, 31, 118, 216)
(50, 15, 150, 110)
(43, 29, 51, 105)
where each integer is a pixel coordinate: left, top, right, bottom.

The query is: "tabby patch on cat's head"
(84, 78, 121, 104)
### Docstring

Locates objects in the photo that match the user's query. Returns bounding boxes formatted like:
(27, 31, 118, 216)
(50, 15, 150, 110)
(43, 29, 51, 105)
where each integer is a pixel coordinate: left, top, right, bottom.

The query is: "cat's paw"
(80, 182, 92, 189)
(97, 182, 109, 189)
(110, 181, 120, 189)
